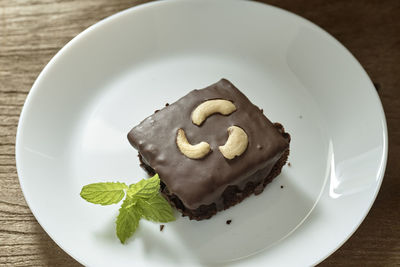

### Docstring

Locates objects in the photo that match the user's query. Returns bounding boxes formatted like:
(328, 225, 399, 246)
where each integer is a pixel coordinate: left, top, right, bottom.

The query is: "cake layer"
(128, 79, 290, 210)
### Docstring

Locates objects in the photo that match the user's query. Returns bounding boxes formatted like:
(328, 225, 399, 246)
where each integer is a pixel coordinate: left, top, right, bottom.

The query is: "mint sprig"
(80, 174, 175, 243)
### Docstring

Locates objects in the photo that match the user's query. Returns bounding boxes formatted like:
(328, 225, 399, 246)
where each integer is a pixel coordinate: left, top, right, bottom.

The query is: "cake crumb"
(160, 225, 165, 231)
(280, 185, 284, 189)
(260, 108, 263, 113)
(256, 144, 263, 150)
(288, 162, 291, 167)
(299, 115, 303, 119)
(226, 220, 232, 225)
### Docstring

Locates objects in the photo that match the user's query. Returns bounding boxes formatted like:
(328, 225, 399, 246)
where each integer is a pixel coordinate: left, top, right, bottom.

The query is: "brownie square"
(128, 79, 290, 220)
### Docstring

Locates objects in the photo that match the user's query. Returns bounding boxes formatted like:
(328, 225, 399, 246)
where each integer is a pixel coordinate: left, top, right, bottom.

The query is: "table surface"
(1, 0, 399, 266)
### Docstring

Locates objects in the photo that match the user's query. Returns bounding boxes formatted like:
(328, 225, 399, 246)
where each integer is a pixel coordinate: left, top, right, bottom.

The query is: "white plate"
(16, 0, 387, 266)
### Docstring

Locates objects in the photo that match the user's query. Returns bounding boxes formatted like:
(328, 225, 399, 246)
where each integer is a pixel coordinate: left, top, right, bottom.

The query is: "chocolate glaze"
(127, 79, 289, 210)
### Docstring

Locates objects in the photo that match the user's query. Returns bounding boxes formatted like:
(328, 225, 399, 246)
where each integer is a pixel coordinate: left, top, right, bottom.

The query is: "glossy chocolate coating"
(128, 79, 289, 209)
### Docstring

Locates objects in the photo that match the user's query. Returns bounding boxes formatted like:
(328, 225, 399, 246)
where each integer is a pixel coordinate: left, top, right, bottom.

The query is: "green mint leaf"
(116, 196, 140, 244)
(137, 194, 175, 223)
(80, 182, 128, 205)
(81, 174, 175, 244)
(127, 174, 160, 199)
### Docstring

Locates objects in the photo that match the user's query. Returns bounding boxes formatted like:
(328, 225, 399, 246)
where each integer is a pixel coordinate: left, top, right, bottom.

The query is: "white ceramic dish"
(16, 0, 388, 266)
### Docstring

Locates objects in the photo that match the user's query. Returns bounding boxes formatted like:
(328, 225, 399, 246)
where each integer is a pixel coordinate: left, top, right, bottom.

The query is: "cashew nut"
(219, 126, 248, 159)
(176, 128, 211, 159)
(192, 99, 236, 126)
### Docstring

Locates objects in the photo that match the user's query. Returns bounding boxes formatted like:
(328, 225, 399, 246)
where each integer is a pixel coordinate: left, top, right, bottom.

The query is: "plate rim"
(15, 0, 389, 266)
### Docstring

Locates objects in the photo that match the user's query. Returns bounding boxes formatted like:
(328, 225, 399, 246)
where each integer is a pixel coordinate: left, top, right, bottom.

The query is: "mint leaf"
(137, 194, 176, 223)
(127, 174, 160, 199)
(80, 182, 128, 205)
(80, 174, 176, 244)
(116, 196, 140, 244)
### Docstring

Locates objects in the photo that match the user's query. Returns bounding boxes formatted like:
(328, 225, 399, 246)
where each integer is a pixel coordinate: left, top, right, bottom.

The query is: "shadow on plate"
(163, 171, 316, 265)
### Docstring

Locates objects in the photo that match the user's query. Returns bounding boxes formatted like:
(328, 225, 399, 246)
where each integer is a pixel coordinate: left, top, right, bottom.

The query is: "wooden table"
(1, 0, 399, 266)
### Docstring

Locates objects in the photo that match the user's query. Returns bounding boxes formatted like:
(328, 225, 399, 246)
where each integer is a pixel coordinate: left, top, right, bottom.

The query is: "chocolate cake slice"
(128, 79, 290, 220)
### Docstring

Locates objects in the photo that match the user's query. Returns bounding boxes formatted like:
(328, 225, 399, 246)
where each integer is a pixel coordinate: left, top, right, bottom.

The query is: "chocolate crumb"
(260, 108, 263, 113)
(154, 109, 160, 113)
(280, 185, 284, 189)
(165, 103, 169, 106)
(288, 162, 291, 167)
(160, 225, 165, 231)
(226, 220, 232, 225)
(299, 115, 303, 119)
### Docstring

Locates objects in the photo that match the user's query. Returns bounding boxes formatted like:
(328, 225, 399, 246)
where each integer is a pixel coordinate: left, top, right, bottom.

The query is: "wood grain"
(1, 0, 399, 266)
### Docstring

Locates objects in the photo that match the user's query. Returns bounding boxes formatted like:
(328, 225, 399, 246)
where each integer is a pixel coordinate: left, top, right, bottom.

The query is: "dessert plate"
(16, 0, 387, 266)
